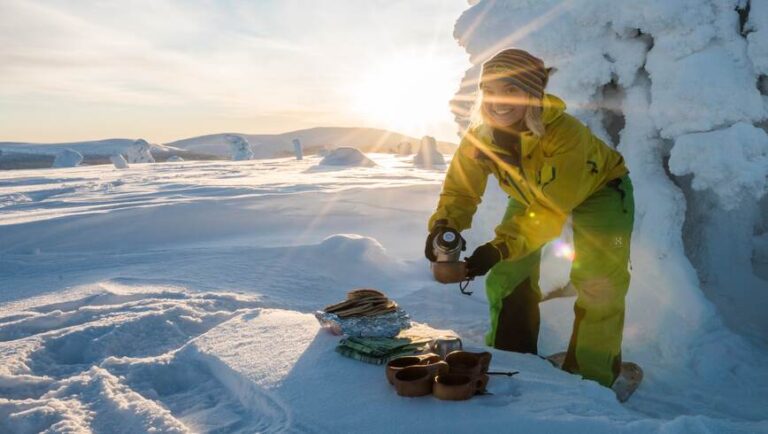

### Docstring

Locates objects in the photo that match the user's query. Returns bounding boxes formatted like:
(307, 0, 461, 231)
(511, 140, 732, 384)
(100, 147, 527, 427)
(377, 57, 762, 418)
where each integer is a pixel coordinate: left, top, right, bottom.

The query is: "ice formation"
(413, 136, 446, 168)
(227, 135, 254, 161)
(110, 154, 129, 169)
(51, 148, 83, 168)
(125, 139, 155, 164)
(319, 147, 376, 167)
(293, 138, 303, 160)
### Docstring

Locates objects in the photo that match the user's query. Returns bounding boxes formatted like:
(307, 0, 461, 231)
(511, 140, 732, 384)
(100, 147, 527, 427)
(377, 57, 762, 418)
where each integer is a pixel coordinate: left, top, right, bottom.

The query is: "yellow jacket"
(428, 93, 628, 261)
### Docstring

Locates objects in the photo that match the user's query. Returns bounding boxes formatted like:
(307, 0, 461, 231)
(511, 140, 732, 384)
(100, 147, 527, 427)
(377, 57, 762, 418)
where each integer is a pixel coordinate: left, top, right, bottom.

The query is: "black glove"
(424, 222, 465, 262)
(465, 243, 502, 277)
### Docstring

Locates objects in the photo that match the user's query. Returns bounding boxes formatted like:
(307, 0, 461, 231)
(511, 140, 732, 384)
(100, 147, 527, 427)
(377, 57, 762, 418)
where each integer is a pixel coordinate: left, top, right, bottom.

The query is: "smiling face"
(480, 80, 531, 128)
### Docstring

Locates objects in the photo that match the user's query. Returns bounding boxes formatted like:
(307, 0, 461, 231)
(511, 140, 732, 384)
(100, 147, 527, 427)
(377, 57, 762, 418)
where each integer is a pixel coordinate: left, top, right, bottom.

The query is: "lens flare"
(554, 240, 575, 261)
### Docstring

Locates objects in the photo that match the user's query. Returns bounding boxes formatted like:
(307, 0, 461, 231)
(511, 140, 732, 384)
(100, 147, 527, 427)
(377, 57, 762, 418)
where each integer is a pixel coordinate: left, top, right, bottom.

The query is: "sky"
(0, 0, 470, 144)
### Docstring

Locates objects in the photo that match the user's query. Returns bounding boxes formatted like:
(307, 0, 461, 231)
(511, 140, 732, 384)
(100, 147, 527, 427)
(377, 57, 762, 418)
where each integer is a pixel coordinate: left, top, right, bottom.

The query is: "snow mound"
(227, 135, 254, 161)
(51, 149, 83, 168)
(317, 234, 390, 264)
(166, 155, 184, 162)
(670, 122, 768, 210)
(125, 139, 155, 164)
(413, 136, 446, 168)
(109, 154, 129, 169)
(319, 147, 376, 167)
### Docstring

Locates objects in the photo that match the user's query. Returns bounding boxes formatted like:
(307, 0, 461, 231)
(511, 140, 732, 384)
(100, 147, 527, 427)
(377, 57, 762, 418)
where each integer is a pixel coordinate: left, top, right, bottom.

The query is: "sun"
(346, 53, 464, 139)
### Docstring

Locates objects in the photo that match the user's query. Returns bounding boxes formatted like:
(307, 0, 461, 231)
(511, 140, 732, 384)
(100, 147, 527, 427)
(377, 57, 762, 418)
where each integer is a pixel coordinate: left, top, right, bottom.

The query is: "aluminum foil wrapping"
(314, 308, 411, 337)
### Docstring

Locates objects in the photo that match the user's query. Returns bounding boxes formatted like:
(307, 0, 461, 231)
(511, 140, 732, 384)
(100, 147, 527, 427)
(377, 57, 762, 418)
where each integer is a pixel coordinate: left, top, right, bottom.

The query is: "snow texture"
(319, 147, 376, 167)
(51, 149, 83, 168)
(670, 122, 768, 210)
(125, 139, 155, 164)
(227, 135, 254, 161)
(110, 154, 129, 169)
(413, 136, 446, 168)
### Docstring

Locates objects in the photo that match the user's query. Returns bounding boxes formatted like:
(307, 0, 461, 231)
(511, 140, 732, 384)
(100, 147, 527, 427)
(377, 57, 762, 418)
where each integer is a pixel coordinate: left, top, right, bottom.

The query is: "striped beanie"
(481, 49, 548, 100)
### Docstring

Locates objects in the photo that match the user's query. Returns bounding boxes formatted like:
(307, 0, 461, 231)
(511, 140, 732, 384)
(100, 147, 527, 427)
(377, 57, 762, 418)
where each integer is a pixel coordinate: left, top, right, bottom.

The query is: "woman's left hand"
(466, 243, 502, 277)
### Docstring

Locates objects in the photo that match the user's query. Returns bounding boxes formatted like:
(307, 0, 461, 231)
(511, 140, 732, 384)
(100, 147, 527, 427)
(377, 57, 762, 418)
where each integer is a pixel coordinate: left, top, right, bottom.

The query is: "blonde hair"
(467, 89, 546, 138)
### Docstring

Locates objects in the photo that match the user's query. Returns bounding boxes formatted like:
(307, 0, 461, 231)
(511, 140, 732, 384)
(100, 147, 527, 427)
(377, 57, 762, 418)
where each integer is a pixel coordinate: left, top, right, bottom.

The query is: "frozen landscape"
(2, 0, 768, 432)
(0, 153, 766, 433)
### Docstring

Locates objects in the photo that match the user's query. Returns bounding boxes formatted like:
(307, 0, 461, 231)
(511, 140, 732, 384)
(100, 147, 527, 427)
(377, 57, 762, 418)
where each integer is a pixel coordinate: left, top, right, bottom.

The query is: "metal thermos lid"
(436, 228, 461, 251)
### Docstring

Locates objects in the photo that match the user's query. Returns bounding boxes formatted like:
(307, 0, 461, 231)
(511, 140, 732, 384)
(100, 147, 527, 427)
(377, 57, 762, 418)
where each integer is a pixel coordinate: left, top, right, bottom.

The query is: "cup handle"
(475, 375, 489, 393)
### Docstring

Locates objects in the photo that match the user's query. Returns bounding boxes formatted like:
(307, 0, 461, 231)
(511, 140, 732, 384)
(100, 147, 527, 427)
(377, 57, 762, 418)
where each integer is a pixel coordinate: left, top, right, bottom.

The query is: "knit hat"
(481, 49, 548, 100)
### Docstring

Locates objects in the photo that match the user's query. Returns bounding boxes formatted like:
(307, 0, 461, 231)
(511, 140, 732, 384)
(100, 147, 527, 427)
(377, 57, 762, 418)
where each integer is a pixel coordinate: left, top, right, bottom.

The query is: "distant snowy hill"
(0, 138, 173, 157)
(167, 127, 457, 159)
(0, 139, 213, 170)
(0, 128, 457, 170)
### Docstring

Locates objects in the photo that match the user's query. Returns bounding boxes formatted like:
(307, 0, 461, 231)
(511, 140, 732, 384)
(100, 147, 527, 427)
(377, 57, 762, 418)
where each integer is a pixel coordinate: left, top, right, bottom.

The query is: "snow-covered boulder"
(52, 148, 83, 168)
(110, 153, 129, 169)
(319, 147, 376, 167)
(227, 135, 254, 161)
(125, 139, 155, 164)
(396, 141, 413, 155)
(166, 155, 184, 162)
(669, 122, 768, 210)
(413, 136, 445, 168)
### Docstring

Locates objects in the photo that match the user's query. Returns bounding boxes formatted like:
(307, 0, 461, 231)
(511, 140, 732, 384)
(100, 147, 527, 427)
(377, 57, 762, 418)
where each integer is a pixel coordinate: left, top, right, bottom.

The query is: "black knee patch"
(494, 277, 541, 354)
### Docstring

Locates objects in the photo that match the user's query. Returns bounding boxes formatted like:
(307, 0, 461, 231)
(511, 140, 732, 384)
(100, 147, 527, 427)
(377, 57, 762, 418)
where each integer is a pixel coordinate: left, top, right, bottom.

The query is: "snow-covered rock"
(396, 141, 413, 155)
(110, 154, 129, 169)
(227, 135, 254, 161)
(319, 147, 376, 167)
(670, 122, 768, 210)
(52, 148, 83, 168)
(413, 136, 446, 168)
(125, 139, 155, 164)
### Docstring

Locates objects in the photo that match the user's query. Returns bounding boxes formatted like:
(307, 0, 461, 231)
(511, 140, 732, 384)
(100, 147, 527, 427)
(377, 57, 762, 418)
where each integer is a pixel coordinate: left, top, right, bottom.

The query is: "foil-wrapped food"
(314, 308, 411, 337)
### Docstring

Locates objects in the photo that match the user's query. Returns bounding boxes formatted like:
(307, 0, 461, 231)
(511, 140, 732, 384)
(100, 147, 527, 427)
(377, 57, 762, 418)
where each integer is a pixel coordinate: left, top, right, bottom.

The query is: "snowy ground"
(1, 156, 767, 433)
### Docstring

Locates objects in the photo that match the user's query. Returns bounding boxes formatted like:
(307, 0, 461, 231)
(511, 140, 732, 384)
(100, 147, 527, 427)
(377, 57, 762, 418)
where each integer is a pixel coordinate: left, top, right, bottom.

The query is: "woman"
(425, 48, 634, 388)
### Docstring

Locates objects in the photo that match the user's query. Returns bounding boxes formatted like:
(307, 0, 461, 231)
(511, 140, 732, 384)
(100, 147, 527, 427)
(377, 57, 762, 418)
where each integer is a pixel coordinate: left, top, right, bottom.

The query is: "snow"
(1, 154, 767, 432)
(646, 44, 764, 138)
(227, 135, 254, 161)
(414, 136, 446, 168)
(110, 154, 129, 169)
(167, 127, 456, 159)
(669, 122, 768, 210)
(0, 139, 175, 159)
(318, 147, 376, 167)
(51, 149, 83, 168)
(125, 139, 155, 164)
(166, 155, 184, 162)
(292, 138, 303, 160)
(746, 0, 768, 75)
